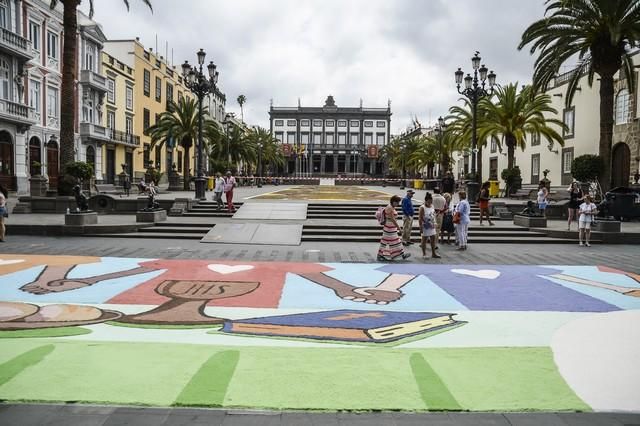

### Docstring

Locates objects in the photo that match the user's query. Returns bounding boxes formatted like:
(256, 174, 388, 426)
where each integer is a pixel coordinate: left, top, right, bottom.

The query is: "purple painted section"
(379, 265, 620, 312)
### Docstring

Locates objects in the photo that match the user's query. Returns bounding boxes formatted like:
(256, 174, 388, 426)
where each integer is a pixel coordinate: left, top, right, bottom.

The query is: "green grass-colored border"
(0, 327, 91, 339)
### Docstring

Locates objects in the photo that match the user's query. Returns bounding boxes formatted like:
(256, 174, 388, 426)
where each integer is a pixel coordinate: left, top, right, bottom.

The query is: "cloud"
(85, 0, 548, 134)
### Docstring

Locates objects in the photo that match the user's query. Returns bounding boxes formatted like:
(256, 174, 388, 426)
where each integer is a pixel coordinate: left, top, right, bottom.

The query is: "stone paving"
(1, 404, 639, 426)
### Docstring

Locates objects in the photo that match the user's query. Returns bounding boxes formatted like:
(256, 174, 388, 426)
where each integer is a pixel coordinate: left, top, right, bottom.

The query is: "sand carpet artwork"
(0, 254, 639, 411)
(249, 185, 393, 201)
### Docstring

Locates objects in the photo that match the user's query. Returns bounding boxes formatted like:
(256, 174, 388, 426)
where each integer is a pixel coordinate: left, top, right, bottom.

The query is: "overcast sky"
(84, 0, 554, 134)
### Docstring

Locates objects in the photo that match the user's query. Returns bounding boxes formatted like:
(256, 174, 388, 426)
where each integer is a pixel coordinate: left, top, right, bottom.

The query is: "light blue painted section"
(0, 259, 165, 304)
(279, 263, 468, 312)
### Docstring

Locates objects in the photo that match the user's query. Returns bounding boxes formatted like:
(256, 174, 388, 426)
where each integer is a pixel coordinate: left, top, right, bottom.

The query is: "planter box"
(592, 220, 621, 233)
(65, 211, 98, 226)
(29, 175, 48, 197)
(136, 209, 167, 223)
(513, 214, 547, 228)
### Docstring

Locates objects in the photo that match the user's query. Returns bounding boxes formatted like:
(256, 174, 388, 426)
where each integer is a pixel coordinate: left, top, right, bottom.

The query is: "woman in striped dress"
(378, 195, 411, 261)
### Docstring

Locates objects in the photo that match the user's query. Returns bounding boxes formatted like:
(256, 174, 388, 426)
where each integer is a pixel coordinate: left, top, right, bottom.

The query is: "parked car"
(600, 187, 640, 221)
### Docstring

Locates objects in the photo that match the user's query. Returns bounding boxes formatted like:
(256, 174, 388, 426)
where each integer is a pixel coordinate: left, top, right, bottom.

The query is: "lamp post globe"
(454, 51, 497, 203)
(182, 49, 220, 200)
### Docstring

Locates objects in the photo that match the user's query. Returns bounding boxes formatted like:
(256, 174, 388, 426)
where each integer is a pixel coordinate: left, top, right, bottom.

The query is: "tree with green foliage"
(147, 98, 220, 190)
(478, 83, 566, 170)
(50, 0, 152, 193)
(519, 0, 640, 191)
(237, 95, 247, 123)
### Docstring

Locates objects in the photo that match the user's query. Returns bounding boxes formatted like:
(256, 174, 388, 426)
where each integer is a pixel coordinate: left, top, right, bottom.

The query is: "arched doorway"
(46, 139, 59, 189)
(612, 142, 631, 188)
(0, 131, 14, 190)
(29, 137, 42, 175)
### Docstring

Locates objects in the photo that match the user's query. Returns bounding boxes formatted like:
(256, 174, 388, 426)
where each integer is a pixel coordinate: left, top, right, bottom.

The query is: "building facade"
(473, 55, 640, 189)
(0, 0, 111, 194)
(269, 96, 391, 177)
(103, 39, 194, 181)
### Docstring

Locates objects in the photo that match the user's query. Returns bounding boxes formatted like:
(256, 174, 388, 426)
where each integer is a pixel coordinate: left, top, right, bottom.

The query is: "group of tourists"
(377, 187, 470, 261)
(212, 171, 237, 213)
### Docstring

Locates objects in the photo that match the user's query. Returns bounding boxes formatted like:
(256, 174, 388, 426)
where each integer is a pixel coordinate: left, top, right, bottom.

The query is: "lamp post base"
(466, 181, 480, 205)
(194, 177, 207, 200)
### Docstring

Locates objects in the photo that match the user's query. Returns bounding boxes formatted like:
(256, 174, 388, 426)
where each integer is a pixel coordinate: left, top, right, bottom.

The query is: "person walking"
(0, 184, 7, 242)
(213, 173, 225, 210)
(442, 171, 455, 195)
(455, 191, 471, 250)
(441, 193, 455, 244)
(223, 171, 237, 213)
(377, 195, 411, 261)
(478, 181, 494, 226)
(578, 194, 597, 247)
(401, 189, 415, 246)
(419, 192, 441, 259)
(537, 180, 549, 217)
(567, 181, 583, 230)
(432, 187, 447, 246)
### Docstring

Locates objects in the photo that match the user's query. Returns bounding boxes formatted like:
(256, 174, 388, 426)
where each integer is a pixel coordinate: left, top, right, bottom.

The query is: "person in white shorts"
(578, 194, 597, 247)
(419, 192, 441, 259)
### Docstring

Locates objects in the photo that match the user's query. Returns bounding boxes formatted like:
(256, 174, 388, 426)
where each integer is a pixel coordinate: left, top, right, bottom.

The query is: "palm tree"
(479, 83, 566, 170)
(147, 98, 217, 190)
(50, 0, 152, 192)
(381, 135, 422, 180)
(519, 0, 640, 191)
(408, 135, 438, 176)
(237, 95, 247, 123)
(207, 123, 256, 171)
(245, 127, 285, 177)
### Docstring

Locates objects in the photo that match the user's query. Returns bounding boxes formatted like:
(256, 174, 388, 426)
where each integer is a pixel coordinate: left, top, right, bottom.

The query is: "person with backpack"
(377, 195, 411, 261)
(0, 184, 7, 242)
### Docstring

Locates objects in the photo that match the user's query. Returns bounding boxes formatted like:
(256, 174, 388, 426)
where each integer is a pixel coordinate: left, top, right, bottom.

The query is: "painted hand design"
(20, 265, 156, 295)
(298, 272, 415, 305)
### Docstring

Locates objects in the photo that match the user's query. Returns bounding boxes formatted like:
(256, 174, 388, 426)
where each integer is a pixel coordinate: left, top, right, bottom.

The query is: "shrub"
(64, 161, 94, 183)
(571, 155, 604, 182)
(501, 166, 521, 183)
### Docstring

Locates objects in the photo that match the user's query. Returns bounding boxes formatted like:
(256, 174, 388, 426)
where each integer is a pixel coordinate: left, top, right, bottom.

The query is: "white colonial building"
(452, 54, 640, 190)
(269, 96, 391, 177)
(0, 0, 106, 194)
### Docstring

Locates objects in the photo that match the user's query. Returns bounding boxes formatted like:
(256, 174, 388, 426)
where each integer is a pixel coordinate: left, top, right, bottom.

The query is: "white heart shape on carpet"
(0, 259, 25, 266)
(207, 264, 254, 275)
(451, 268, 501, 280)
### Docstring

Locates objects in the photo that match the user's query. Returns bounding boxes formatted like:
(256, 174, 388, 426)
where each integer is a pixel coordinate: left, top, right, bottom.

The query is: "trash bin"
(207, 176, 214, 191)
(413, 179, 424, 189)
(489, 180, 500, 197)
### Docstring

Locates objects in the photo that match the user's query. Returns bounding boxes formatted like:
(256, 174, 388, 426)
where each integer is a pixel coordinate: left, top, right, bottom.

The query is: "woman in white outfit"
(578, 195, 597, 247)
(419, 192, 441, 259)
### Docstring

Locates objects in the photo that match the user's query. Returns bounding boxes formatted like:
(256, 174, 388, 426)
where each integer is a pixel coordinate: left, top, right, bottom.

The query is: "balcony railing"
(80, 70, 108, 92)
(0, 27, 33, 60)
(80, 122, 110, 142)
(109, 128, 140, 147)
(0, 98, 37, 125)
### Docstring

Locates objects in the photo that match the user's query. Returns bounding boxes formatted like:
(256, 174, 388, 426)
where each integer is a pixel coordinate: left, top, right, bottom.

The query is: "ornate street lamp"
(455, 51, 496, 202)
(182, 49, 220, 200)
(437, 116, 446, 179)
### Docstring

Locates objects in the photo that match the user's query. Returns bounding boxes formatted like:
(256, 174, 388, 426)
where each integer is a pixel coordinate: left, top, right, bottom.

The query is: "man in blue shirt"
(401, 189, 415, 245)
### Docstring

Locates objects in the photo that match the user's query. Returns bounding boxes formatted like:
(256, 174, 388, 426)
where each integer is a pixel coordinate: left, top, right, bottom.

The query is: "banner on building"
(367, 145, 379, 158)
(282, 144, 292, 157)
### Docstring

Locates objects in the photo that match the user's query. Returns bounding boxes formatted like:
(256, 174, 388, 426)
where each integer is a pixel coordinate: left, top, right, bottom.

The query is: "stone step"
(89, 232, 204, 240)
(142, 226, 211, 234)
(301, 235, 593, 244)
(302, 229, 543, 238)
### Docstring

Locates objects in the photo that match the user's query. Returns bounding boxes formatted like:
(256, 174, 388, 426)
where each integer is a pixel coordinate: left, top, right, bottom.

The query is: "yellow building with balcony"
(103, 38, 193, 184)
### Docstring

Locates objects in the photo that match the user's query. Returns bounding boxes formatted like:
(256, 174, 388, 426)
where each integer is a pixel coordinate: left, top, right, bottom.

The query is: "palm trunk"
(506, 134, 516, 170)
(59, 0, 80, 193)
(477, 143, 483, 183)
(183, 145, 191, 190)
(599, 73, 615, 193)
